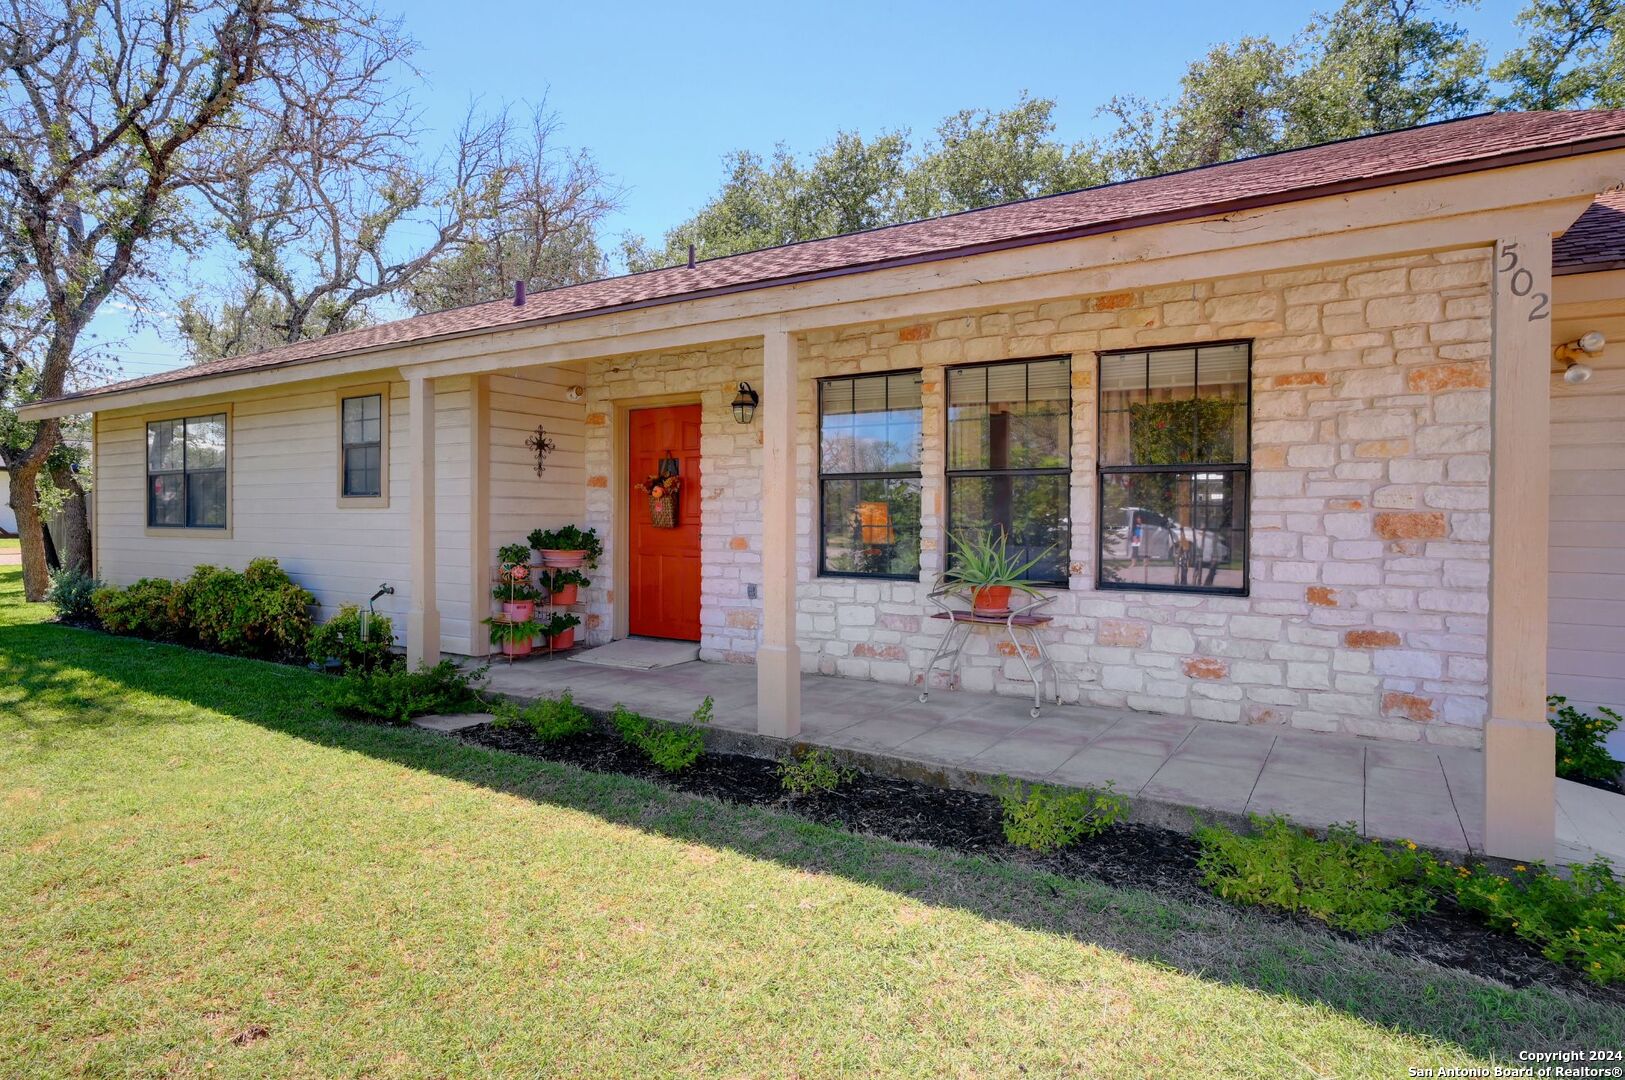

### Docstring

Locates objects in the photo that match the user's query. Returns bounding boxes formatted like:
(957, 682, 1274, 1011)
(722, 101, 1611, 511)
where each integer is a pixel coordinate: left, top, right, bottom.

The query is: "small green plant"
(45, 566, 103, 622)
(1194, 815, 1434, 934)
(527, 524, 603, 568)
(995, 778, 1126, 852)
(92, 577, 185, 639)
(944, 529, 1054, 601)
(542, 611, 581, 639)
(1424, 856, 1624, 985)
(485, 617, 541, 647)
(328, 660, 487, 724)
(549, 568, 592, 591)
(522, 691, 593, 742)
(308, 604, 397, 673)
(1548, 695, 1622, 785)
(777, 749, 854, 796)
(496, 542, 532, 567)
(609, 697, 710, 773)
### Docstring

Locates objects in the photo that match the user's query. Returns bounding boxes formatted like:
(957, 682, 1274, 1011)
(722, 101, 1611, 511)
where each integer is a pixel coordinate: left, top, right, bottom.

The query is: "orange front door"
(628, 404, 702, 641)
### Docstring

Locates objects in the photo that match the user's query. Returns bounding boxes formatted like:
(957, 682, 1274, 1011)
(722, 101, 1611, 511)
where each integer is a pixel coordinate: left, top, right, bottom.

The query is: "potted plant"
(528, 524, 603, 570)
(493, 542, 542, 621)
(546, 568, 591, 606)
(485, 614, 541, 657)
(542, 610, 582, 650)
(944, 530, 1053, 615)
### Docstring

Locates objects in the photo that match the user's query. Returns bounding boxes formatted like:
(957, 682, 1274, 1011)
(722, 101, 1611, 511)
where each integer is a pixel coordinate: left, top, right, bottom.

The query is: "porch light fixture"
(1554, 331, 1605, 385)
(731, 381, 759, 425)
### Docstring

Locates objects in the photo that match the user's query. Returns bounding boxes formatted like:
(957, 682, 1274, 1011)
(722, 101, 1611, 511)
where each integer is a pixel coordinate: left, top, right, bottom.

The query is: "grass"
(0, 537, 18, 550)
(0, 565, 1619, 1077)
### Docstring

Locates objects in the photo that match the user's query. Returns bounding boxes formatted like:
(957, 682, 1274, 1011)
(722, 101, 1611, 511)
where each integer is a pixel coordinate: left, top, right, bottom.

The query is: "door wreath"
(635, 453, 683, 528)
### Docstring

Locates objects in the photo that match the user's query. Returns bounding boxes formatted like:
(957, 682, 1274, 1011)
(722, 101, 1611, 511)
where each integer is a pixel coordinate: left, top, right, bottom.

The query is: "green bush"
(309, 604, 398, 673)
(181, 559, 315, 661)
(45, 567, 103, 622)
(1425, 856, 1624, 985)
(610, 696, 710, 773)
(777, 749, 854, 796)
(92, 578, 185, 639)
(1549, 695, 1622, 784)
(995, 778, 1126, 852)
(1194, 816, 1434, 934)
(494, 691, 593, 742)
(328, 660, 486, 724)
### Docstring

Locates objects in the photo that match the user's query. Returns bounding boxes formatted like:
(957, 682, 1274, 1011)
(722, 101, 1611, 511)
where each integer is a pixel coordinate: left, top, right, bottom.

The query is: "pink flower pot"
(539, 549, 587, 569)
(501, 637, 534, 657)
(550, 583, 578, 606)
(547, 627, 576, 650)
(502, 600, 535, 622)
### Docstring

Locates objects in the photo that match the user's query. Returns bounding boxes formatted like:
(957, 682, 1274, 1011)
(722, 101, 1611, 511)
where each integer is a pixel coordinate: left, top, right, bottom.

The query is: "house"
(21, 110, 1625, 861)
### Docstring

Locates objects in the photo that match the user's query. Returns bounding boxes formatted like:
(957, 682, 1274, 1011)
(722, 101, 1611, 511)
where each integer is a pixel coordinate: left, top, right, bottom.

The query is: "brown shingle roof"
(51, 109, 1625, 409)
(1554, 189, 1625, 273)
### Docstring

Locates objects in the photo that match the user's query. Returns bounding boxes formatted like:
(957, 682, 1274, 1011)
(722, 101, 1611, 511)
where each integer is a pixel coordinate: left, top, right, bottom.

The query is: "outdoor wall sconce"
(1554, 331, 1605, 385)
(731, 381, 759, 424)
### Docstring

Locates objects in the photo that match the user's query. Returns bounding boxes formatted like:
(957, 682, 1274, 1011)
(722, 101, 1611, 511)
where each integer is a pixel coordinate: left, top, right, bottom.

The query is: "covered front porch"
(473, 653, 1618, 864)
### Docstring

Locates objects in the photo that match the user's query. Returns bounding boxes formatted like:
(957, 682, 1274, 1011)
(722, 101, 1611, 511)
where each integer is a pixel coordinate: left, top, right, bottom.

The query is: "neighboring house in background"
(20, 111, 1625, 860)
(0, 467, 15, 536)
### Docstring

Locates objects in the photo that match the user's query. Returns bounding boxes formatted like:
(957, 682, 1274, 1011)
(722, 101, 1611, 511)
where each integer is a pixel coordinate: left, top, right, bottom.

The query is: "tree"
(623, 97, 1098, 271)
(1493, 0, 1624, 109)
(406, 105, 622, 314)
(1, 0, 400, 598)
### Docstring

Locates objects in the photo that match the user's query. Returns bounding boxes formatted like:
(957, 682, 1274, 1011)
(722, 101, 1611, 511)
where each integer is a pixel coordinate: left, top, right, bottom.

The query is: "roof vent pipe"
(687, 244, 696, 269)
(513, 280, 526, 306)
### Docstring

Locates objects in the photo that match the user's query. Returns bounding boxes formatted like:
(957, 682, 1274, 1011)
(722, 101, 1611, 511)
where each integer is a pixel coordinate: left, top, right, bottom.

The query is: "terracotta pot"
(971, 585, 1013, 615)
(547, 627, 576, 650)
(502, 600, 534, 622)
(501, 636, 533, 657)
(539, 548, 588, 569)
(550, 583, 578, 606)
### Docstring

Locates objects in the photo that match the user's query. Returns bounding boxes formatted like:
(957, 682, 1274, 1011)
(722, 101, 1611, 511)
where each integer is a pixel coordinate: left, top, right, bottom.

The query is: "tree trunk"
(50, 463, 92, 574)
(8, 463, 49, 601)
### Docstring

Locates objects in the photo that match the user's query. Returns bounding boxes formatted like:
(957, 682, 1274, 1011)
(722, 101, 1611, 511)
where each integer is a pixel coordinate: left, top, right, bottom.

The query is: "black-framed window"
(946, 357, 1071, 585)
(1097, 341, 1250, 595)
(147, 413, 227, 528)
(818, 370, 922, 578)
(341, 393, 384, 498)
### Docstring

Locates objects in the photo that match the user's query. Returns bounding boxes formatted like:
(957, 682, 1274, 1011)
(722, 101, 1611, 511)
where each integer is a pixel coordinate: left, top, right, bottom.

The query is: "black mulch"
(456, 719, 1622, 1004)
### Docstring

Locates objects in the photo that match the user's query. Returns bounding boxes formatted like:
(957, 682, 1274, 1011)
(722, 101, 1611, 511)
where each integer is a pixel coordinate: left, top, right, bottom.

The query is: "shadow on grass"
(3, 605, 1620, 1059)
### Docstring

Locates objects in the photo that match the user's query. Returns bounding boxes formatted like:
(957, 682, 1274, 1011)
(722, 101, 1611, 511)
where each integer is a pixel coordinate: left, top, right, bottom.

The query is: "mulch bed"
(457, 718, 1620, 1003)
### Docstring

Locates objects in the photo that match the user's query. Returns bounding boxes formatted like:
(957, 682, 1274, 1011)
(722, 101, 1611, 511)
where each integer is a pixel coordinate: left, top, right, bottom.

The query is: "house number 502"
(1498, 241, 1550, 321)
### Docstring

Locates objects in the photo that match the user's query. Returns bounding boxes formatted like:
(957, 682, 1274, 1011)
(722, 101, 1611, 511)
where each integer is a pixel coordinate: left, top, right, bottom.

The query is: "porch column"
(1483, 231, 1555, 861)
(407, 374, 441, 667)
(757, 327, 801, 738)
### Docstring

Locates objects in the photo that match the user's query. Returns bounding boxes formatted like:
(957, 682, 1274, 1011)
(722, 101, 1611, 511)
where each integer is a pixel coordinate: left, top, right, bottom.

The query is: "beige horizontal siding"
(1549, 291, 1625, 754)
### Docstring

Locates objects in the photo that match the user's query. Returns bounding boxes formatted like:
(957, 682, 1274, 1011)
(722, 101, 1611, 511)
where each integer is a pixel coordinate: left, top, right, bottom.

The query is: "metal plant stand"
(917, 583, 1064, 718)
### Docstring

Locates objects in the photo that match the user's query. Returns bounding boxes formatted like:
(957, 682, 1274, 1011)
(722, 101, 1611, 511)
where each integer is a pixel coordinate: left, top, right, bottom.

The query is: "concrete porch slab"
(471, 656, 1596, 862)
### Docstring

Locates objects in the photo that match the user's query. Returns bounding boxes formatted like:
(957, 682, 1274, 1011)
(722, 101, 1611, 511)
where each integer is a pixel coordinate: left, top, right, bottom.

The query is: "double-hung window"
(945, 357, 1072, 585)
(1097, 341, 1250, 594)
(146, 413, 228, 529)
(818, 370, 923, 578)
(341, 393, 385, 499)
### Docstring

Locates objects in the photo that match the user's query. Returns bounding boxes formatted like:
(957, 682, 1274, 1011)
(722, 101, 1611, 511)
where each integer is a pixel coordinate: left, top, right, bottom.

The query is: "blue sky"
(99, 0, 1530, 379)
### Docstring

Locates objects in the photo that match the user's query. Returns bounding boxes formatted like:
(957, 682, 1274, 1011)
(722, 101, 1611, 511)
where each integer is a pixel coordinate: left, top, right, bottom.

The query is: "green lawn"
(0, 537, 18, 550)
(0, 566, 1618, 1077)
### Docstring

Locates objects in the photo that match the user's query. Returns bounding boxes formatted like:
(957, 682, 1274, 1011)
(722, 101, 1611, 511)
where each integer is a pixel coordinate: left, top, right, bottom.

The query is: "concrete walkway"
(481, 656, 1622, 863)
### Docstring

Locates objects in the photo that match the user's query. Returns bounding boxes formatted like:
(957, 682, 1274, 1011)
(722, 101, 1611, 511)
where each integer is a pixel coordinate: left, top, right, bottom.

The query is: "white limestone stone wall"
(578, 248, 1495, 746)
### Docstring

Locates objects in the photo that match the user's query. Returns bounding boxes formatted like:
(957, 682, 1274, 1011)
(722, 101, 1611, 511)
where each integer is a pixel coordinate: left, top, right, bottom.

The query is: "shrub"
(45, 567, 103, 622)
(328, 660, 486, 724)
(181, 559, 315, 661)
(527, 524, 603, 568)
(1548, 695, 1622, 784)
(610, 696, 710, 773)
(93, 578, 184, 639)
(1425, 856, 1624, 985)
(308, 604, 397, 673)
(777, 749, 854, 796)
(1194, 815, 1434, 934)
(995, 778, 1126, 852)
(496, 691, 593, 742)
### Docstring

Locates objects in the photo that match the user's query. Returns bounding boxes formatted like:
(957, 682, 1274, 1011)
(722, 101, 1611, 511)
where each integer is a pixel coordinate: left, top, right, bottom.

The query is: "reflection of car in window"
(1101, 506, 1174, 561)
